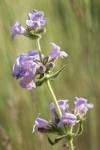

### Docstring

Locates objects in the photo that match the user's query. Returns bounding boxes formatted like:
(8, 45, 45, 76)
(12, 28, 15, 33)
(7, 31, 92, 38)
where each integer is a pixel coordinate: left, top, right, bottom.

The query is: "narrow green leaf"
(47, 136, 55, 145)
(46, 65, 67, 81)
(47, 135, 67, 145)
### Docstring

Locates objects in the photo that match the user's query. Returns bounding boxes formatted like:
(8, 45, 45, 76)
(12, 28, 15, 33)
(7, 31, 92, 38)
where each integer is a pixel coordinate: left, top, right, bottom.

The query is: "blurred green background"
(0, 0, 100, 150)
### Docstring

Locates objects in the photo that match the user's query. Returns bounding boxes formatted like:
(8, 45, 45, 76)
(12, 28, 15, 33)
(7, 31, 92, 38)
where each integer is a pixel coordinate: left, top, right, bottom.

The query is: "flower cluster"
(10, 10, 48, 40)
(12, 43, 68, 90)
(33, 98, 94, 135)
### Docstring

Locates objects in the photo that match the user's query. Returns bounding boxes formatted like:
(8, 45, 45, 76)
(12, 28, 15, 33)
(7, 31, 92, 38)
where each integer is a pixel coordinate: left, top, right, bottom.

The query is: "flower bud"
(37, 27, 46, 35)
(47, 62, 55, 69)
(38, 65, 46, 74)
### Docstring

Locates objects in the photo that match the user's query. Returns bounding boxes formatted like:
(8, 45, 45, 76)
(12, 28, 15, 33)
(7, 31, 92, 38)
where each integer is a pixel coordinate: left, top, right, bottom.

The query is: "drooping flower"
(57, 113, 77, 127)
(10, 22, 27, 40)
(33, 114, 49, 133)
(74, 97, 94, 117)
(26, 11, 48, 29)
(48, 43, 68, 62)
(41, 43, 68, 72)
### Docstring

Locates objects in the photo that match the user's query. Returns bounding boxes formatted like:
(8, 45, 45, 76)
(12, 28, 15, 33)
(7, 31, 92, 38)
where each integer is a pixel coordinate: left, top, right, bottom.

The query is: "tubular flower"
(48, 43, 68, 62)
(74, 97, 94, 117)
(42, 43, 68, 71)
(10, 22, 27, 40)
(32, 114, 49, 133)
(12, 51, 38, 90)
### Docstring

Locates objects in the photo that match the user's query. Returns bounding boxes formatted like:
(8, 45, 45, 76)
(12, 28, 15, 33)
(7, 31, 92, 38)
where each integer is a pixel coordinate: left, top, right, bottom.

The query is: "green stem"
(46, 80, 62, 117)
(68, 138, 74, 150)
(67, 127, 74, 150)
(37, 37, 42, 62)
(37, 39, 62, 117)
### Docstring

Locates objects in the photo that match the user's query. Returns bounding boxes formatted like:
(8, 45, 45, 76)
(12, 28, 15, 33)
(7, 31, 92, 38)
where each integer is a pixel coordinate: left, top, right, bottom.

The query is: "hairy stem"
(46, 80, 62, 117)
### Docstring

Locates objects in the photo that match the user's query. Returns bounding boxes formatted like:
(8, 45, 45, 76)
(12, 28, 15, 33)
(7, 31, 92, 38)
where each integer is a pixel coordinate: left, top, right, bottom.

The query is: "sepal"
(36, 76, 46, 87)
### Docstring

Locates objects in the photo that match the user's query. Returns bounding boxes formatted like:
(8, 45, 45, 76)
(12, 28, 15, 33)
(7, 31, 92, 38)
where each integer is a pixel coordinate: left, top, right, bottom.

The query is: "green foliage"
(0, 0, 100, 150)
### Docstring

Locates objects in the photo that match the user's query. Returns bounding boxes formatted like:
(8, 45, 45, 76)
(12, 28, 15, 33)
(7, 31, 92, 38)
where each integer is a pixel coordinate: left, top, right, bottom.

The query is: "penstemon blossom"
(11, 10, 94, 150)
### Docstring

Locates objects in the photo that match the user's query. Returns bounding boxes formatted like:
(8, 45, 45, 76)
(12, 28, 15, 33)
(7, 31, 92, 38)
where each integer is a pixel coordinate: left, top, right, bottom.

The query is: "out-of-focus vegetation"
(0, 0, 100, 150)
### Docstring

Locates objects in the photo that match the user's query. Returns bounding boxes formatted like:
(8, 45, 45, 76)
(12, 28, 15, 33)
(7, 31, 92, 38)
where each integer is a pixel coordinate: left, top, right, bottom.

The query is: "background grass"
(0, 0, 100, 150)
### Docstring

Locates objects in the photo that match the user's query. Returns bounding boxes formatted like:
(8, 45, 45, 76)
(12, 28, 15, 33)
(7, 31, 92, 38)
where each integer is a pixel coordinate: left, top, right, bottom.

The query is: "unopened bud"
(38, 65, 46, 74)
(47, 62, 55, 69)
(37, 27, 46, 35)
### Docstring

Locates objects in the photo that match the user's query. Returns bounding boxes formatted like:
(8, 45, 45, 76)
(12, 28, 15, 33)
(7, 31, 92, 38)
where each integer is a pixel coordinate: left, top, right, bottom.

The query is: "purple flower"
(12, 64, 26, 79)
(50, 100, 69, 115)
(10, 22, 27, 40)
(33, 114, 49, 133)
(13, 58, 37, 78)
(74, 97, 94, 116)
(12, 51, 38, 90)
(28, 50, 45, 61)
(48, 43, 68, 62)
(26, 11, 47, 29)
(19, 75, 36, 90)
(57, 113, 77, 127)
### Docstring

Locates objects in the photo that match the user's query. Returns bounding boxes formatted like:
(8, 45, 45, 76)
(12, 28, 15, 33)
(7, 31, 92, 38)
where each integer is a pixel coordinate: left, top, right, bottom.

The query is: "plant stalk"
(68, 138, 74, 150)
(37, 38, 62, 117)
(67, 126, 74, 150)
(46, 80, 62, 117)
(37, 37, 42, 62)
